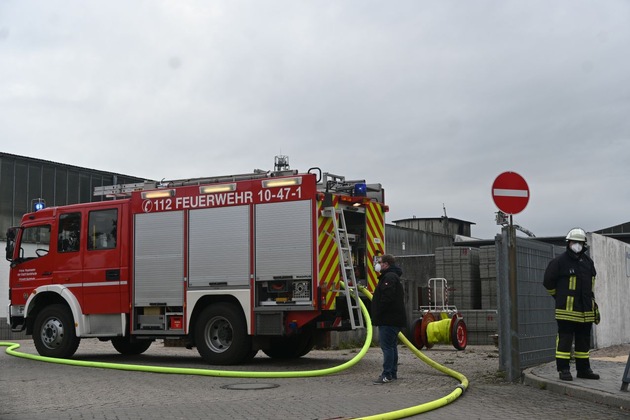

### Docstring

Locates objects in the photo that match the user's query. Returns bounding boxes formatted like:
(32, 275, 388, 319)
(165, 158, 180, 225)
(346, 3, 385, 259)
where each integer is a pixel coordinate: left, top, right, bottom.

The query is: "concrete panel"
(589, 233, 630, 348)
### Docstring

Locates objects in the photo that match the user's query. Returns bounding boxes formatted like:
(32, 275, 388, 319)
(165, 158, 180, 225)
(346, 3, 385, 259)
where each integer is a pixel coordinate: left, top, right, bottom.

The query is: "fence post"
(507, 219, 521, 381)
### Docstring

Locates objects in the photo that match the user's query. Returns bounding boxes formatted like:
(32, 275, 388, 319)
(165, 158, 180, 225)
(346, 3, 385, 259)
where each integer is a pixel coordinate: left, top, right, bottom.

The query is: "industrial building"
(0, 152, 145, 237)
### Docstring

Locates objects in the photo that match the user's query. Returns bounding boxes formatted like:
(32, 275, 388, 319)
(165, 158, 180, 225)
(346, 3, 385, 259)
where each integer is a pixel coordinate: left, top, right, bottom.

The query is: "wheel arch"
(189, 294, 247, 341)
(25, 285, 84, 336)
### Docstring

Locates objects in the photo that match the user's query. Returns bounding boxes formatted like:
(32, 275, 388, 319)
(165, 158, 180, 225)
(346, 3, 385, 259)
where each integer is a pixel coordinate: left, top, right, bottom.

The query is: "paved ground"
(1, 339, 628, 419)
(523, 346, 630, 412)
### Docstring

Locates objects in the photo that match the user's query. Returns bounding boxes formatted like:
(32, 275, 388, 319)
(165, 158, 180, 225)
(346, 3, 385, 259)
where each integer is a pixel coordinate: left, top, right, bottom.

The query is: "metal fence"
(497, 229, 563, 380)
(0, 319, 27, 341)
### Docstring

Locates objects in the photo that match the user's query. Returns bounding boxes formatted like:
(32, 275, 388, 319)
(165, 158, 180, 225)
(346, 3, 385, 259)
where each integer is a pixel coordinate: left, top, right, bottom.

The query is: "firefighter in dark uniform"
(544, 228, 599, 381)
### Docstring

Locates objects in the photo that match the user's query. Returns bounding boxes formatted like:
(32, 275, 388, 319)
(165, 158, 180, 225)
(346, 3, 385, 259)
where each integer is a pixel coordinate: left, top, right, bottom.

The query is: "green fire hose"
(1, 285, 468, 419)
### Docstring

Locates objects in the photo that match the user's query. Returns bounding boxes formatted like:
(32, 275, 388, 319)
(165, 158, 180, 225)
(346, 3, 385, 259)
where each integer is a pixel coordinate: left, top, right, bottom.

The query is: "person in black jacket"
(543, 228, 599, 381)
(371, 254, 406, 384)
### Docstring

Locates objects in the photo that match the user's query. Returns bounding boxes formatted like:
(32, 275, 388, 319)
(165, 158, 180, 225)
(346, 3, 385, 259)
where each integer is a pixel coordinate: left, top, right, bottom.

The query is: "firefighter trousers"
(556, 319, 592, 372)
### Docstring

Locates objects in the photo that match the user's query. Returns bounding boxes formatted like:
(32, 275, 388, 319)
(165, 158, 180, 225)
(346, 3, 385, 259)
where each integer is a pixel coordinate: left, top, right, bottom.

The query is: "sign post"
(492, 171, 529, 381)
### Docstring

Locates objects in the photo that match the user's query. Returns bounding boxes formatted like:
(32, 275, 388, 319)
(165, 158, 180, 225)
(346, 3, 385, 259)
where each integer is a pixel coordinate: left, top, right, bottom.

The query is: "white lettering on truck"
(142, 186, 303, 213)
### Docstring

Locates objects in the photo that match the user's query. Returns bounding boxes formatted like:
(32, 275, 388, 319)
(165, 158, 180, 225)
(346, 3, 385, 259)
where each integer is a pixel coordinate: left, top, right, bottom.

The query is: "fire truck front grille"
(255, 313, 284, 335)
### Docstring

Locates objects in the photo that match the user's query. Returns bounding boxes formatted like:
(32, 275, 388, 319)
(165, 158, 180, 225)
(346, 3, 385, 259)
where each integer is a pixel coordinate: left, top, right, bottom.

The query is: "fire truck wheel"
(33, 304, 80, 358)
(297, 331, 319, 357)
(111, 337, 153, 355)
(262, 333, 314, 359)
(195, 303, 251, 365)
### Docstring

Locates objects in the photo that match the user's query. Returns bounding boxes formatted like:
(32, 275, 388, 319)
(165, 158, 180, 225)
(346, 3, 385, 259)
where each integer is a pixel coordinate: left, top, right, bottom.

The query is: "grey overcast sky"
(1, 1, 629, 239)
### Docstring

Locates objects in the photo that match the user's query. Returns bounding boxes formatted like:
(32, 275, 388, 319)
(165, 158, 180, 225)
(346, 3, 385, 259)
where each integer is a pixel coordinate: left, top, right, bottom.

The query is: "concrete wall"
(1, 240, 8, 319)
(589, 233, 630, 348)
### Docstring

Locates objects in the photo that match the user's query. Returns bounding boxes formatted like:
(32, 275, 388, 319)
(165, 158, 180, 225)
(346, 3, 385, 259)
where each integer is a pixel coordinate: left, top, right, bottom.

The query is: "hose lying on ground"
(1, 284, 468, 419)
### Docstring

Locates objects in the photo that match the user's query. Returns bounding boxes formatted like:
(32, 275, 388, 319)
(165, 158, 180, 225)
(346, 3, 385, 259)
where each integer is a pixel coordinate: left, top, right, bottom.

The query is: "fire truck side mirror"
(5, 227, 17, 262)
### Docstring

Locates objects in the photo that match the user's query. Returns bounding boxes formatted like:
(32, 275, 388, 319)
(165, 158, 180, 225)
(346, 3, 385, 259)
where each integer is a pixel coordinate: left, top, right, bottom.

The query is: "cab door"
(82, 206, 124, 314)
(10, 224, 53, 307)
(53, 211, 84, 304)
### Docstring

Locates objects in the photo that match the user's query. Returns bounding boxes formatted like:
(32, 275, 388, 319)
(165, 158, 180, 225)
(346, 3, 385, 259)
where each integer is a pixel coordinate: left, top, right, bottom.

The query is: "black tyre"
(195, 303, 251, 365)
(111, 337, 153, 355)
(33, 304, 80, 358)
(263, 333, 314, 359)
(297, 329, 324, 357)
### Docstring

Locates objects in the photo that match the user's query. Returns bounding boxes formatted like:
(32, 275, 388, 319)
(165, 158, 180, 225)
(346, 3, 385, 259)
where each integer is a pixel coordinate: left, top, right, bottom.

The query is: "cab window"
(88, 209, 118, 250)
(20, 225, 51, 260)
(58, 213, 81, 253)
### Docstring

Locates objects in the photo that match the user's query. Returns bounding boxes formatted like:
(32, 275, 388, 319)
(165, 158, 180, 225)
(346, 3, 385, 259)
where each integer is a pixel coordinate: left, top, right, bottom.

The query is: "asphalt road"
(1, 339, 627, 420)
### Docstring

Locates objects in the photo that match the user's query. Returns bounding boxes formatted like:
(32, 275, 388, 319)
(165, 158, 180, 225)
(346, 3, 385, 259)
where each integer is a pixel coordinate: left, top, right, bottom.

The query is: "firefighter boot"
(577, 369, 600, 380)
(559, 370, 573, 381)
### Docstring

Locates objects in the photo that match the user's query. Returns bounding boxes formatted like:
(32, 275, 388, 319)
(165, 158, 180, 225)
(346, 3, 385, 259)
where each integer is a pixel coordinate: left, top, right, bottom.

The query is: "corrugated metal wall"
(395, 255, 436, 333)
(0, 153, 145, 239)
(385, 224, 452, 256)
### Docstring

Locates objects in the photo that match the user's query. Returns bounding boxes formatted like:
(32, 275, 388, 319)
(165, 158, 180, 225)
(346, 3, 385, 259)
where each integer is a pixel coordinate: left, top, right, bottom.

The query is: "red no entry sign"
(492, 172, 529, 215)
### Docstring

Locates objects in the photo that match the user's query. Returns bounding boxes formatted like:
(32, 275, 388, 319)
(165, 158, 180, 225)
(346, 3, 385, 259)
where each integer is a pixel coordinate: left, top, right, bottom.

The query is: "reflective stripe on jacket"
(543, 249, 596, 323)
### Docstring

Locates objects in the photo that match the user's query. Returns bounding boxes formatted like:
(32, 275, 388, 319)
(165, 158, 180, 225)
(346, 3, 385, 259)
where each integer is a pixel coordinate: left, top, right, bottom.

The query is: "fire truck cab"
(6, 161, 387, 365)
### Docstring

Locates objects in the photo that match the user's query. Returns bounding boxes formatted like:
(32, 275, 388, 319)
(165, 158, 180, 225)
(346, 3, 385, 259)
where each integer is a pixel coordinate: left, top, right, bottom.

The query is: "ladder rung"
(325, 205, 364, 330)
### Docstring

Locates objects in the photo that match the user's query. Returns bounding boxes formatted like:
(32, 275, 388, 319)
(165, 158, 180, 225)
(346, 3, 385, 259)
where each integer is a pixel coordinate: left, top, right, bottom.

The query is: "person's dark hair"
(381, 254, 396, 265)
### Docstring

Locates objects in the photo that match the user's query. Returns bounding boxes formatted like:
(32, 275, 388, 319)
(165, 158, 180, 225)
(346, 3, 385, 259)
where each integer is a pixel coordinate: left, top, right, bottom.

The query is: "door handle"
(106, 269, 120, 280)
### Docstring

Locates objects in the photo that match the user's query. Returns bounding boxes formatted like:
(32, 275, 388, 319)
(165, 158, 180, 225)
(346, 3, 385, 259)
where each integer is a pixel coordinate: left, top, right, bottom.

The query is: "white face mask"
(570, 242, 583, 254)
(374, 263, 381, 273)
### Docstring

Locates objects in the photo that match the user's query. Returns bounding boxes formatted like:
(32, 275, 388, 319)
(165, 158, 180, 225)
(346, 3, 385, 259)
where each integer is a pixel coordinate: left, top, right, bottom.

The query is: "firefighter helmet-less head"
(566, 228, 587, 243)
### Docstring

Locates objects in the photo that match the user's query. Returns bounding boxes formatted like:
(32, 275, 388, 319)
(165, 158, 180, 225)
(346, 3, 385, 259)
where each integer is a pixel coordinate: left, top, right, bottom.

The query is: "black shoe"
(577, 369, 600, 380)
(372, 375, 392, 384)
(559, 370, 573, 381)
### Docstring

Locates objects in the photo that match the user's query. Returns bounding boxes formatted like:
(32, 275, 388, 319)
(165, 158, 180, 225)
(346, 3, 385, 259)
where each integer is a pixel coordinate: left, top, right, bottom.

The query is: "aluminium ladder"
(323, 207, 364, 329)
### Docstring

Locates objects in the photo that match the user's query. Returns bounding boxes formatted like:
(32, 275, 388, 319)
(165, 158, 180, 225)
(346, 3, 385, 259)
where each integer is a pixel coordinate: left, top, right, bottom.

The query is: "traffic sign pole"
(492, 171, 530, 381)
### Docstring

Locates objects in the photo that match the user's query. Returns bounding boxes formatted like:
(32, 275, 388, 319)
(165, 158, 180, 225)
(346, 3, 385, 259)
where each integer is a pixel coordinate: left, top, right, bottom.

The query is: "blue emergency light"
(33, 198, 46, 212)
(354, 183, 367, 197)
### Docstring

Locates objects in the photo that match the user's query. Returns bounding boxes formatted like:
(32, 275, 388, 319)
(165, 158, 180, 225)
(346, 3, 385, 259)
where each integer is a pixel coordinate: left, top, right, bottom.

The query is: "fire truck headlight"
(142, 189, 175, 199)
(200, 183, 237, 194)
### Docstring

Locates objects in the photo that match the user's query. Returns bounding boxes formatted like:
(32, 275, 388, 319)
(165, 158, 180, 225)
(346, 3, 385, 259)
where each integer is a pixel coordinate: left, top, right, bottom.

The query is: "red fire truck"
(5, 159, 387, 364)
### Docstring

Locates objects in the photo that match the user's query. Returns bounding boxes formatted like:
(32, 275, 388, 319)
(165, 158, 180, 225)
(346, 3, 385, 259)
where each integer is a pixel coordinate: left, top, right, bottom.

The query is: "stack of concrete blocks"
(459, 309, 499, 345)
(479, 245, 498, 310)
(435, 247, 481, 310)
(434, 246, 501, 345)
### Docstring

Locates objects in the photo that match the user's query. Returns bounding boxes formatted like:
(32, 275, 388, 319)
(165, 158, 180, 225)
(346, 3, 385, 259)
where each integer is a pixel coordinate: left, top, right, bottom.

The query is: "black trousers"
(556, 319, 592, 372)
